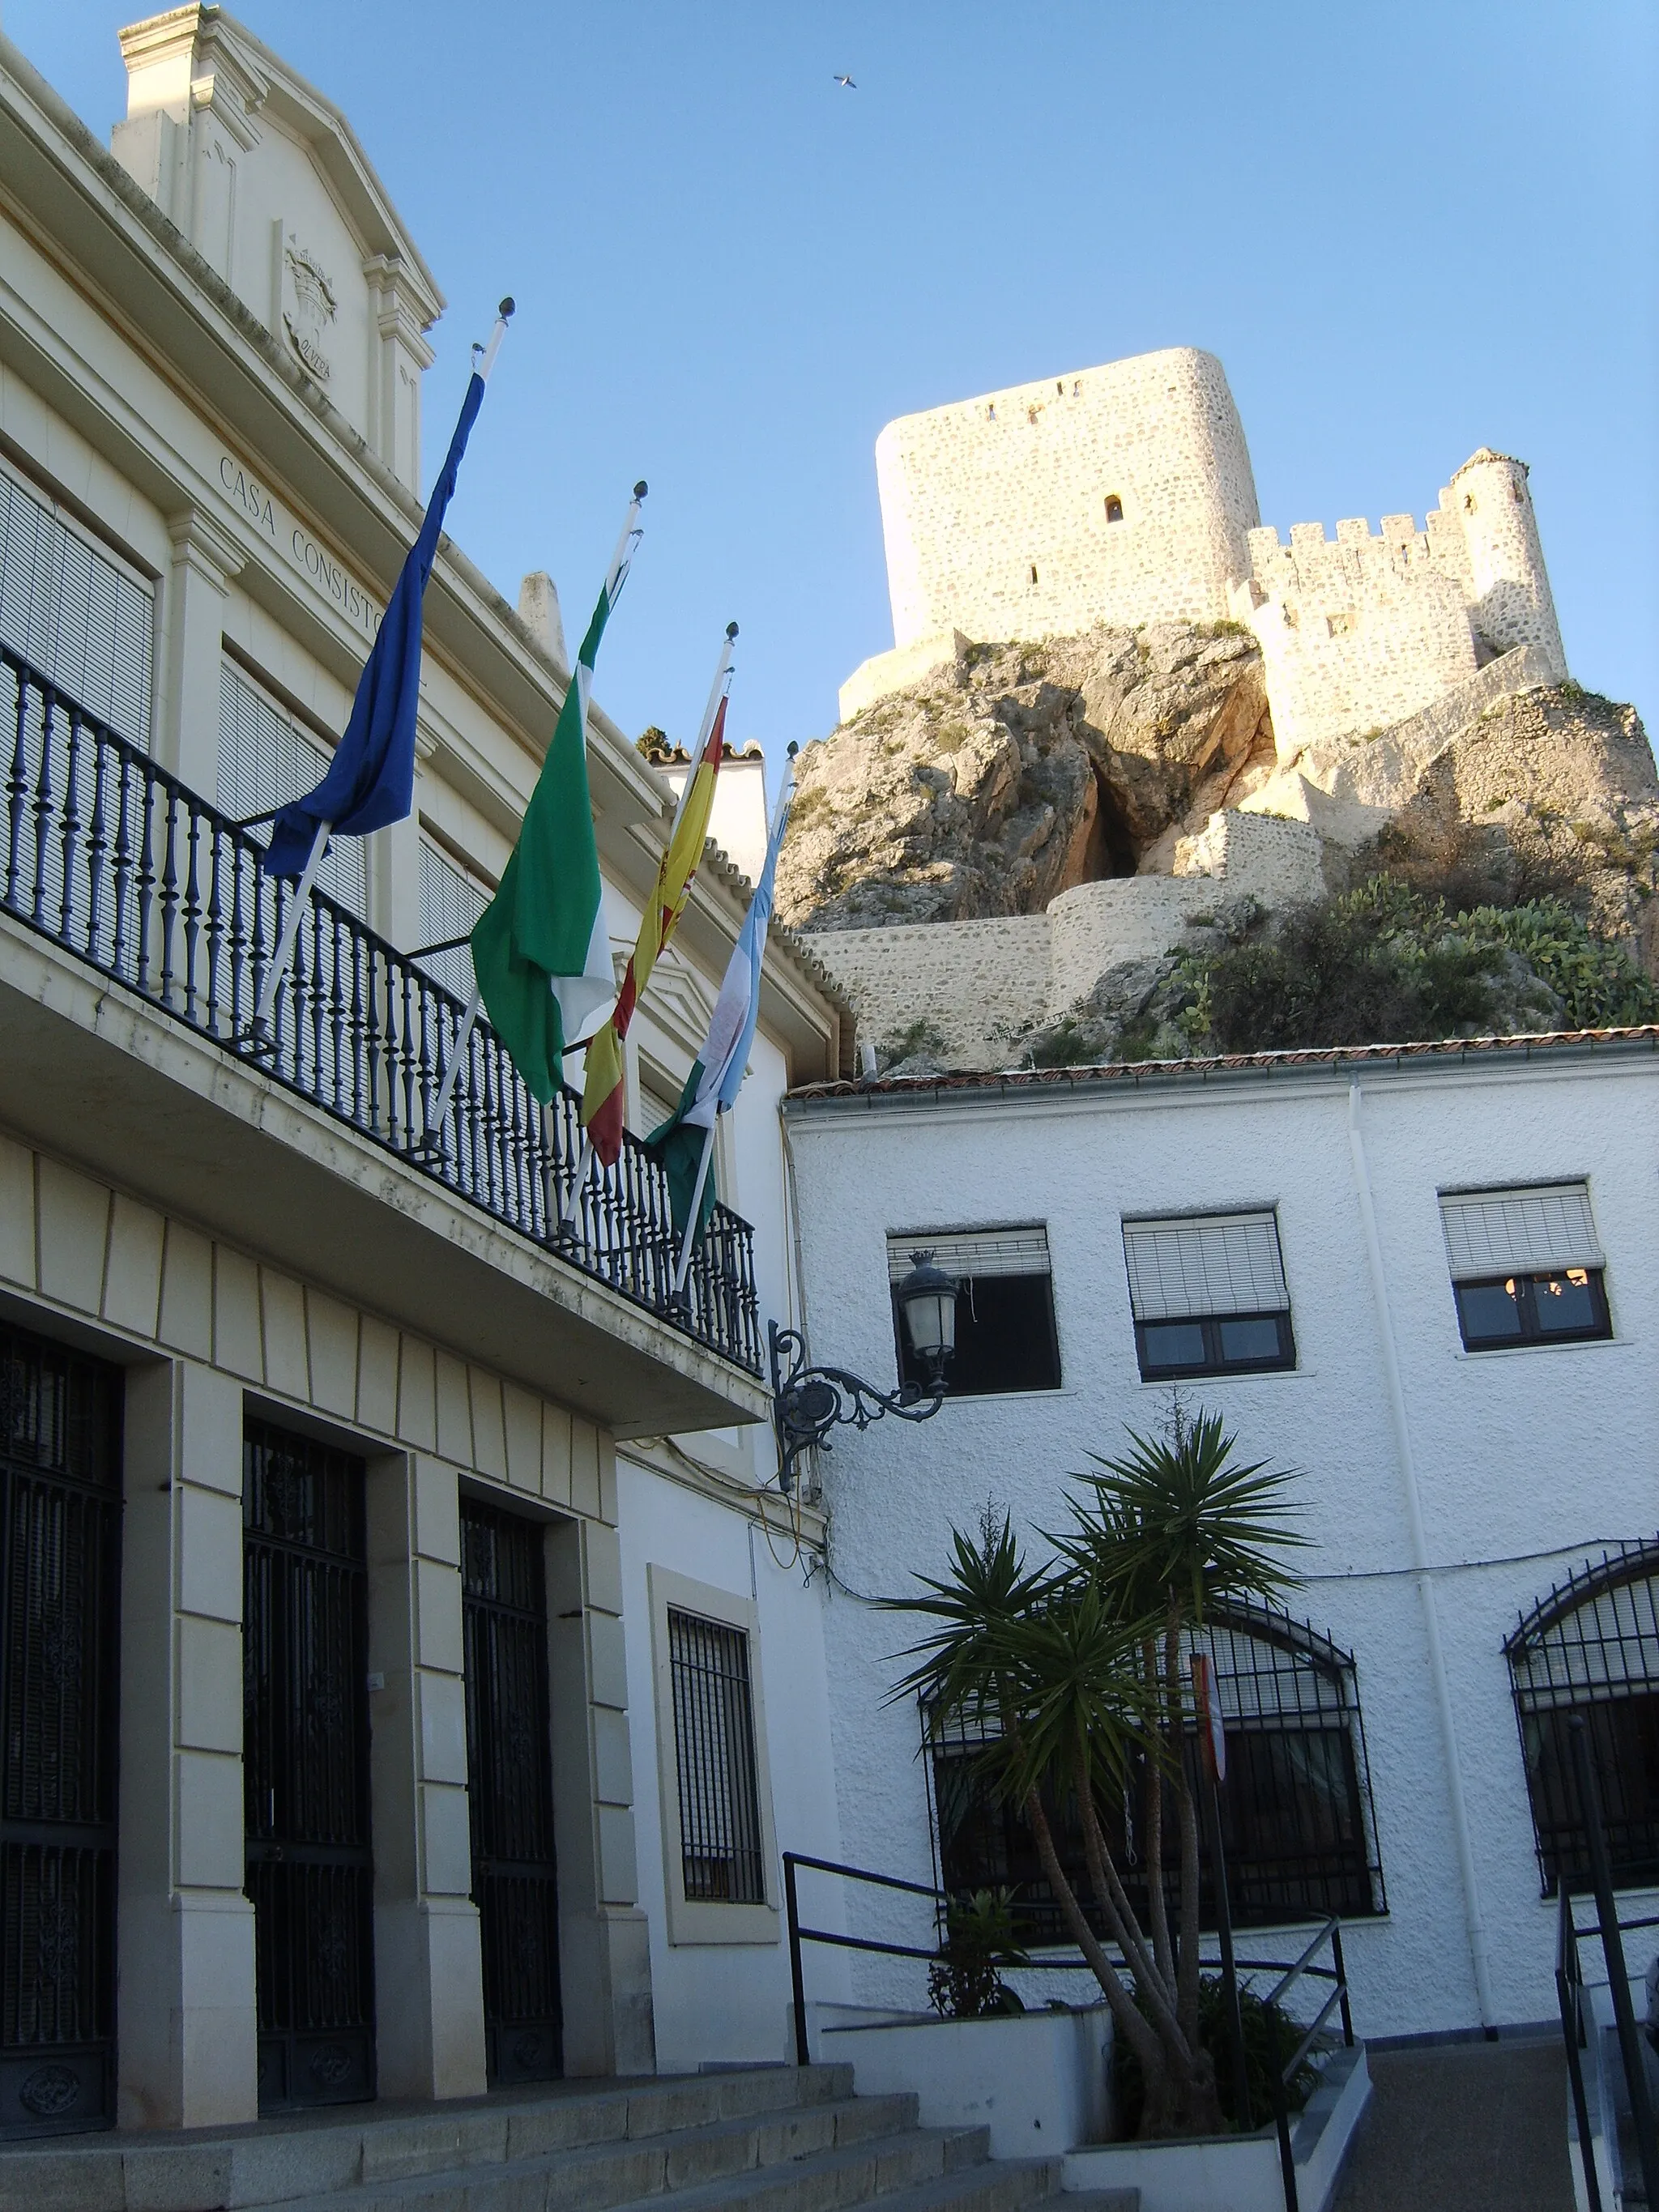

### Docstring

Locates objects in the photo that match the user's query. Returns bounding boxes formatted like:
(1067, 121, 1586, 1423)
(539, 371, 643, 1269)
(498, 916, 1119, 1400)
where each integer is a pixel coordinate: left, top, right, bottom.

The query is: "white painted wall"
(615, 1454, 850, 2069)
(782, 1047, 1659, 2039)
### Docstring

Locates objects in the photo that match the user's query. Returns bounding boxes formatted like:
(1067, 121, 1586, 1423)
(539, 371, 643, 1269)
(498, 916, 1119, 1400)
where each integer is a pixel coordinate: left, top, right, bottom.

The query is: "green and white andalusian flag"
(471, 485, 646, 1103)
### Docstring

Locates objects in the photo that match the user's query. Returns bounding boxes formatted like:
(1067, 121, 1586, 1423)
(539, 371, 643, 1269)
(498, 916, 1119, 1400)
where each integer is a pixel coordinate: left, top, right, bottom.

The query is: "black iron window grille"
(667, 1608, 766, 1906)
(0, 639, 761, 1375)
(0, 1323, 121, 2141)
(925, 1601, 1385, 1940)
(460, 1501, 562, 2085)
(1506, 1541, 1659, 1894)
(242, 1421, 374, 2111)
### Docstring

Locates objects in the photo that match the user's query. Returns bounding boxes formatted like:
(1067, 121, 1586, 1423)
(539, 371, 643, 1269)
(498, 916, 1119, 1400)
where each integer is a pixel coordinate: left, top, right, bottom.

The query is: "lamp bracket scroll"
(768, 1323, 947, 1497)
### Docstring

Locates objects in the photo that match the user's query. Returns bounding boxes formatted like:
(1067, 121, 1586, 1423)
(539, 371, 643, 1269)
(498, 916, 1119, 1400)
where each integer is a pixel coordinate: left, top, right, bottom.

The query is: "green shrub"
(928, 1890, 1029, 2021)
(1112, 1973, 1320, 2136)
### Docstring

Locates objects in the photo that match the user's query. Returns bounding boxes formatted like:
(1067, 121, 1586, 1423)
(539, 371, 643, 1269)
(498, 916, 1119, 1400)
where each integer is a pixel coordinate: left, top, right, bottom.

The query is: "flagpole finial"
(633, 480, 649, 501)
(726, 621, 739, 641)
(498, 296, 516, 318)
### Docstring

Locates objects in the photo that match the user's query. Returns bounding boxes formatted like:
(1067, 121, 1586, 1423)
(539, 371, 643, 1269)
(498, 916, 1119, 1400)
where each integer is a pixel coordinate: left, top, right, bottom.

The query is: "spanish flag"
(581, 637, 733, 1164)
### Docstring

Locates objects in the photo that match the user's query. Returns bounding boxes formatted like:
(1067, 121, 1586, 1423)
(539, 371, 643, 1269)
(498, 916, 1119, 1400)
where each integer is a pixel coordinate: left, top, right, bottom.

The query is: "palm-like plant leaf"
(1064, 1409, 1304, 1622)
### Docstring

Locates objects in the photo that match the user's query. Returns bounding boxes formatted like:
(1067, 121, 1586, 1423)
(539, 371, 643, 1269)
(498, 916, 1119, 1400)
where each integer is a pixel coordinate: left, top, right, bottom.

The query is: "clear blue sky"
(14, 2, 1657, 764)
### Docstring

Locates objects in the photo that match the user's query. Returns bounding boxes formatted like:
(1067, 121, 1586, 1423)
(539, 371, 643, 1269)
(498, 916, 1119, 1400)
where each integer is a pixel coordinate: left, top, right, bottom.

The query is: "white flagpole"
(413, 983, 482, 1155)
(561, 616, 734, 1245)
(246, 304, 514, 1062)
(670, 1123, 719, 1297)
(473, 298, 514, 383)
(558, 1133, 594, 1234)
(245, 816, 331, 1046)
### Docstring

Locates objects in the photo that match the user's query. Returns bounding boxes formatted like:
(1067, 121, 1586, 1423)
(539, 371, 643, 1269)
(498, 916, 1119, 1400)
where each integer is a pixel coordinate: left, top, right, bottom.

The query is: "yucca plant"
(888, 1406, 1303, 2139)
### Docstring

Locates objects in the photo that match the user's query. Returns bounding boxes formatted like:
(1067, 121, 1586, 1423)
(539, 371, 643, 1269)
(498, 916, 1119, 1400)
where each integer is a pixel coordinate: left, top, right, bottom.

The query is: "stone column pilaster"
(365, 1451, 488, 2099)
(548, 1507, 655, 2077)
(117, 1357, 258, 2129)
(159, 509, 243, 797)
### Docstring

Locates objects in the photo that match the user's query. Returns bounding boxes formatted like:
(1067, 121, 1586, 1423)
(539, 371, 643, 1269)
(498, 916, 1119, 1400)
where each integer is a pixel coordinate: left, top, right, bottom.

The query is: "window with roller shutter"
(0, 459, 153, 749)
(1439, 1182, 1610, 1350)
(218, 659, 367, 919)
(1122, 1210, 1296, 1380)
(886, 1225, 1060, 1397)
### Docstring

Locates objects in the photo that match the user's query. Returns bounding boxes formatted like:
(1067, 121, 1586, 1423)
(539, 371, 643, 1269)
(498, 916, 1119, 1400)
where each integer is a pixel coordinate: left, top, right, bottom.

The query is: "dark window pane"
(1533, 1271, 1601, 1336)
(1455, 1280, 1525, 1345)
(1218, 1316, 1283, 1364)
(1521, 1694, 1659, 1892)
(1140, 1321, 1207, 1374)
(1135, 1311, 1294, 1382)
(895, 1273, 1060, 1398)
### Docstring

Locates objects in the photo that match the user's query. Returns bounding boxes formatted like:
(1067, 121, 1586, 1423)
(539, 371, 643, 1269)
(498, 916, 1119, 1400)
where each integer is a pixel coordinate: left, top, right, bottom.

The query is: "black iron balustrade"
(781, 1850, 1355, 2212)
(0, 641, 762, 1375)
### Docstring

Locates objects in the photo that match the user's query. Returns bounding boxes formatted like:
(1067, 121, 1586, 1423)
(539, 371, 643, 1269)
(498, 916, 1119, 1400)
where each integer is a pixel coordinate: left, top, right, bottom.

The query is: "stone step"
(245, 2105, 953, 2212)
(596, 2123, 996, 2212)
(1, 2065, 859, 2212)
(252, 2119, 984, 2212)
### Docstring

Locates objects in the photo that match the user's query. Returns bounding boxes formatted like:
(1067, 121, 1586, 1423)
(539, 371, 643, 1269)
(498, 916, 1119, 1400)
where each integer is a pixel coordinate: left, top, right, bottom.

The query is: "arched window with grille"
(925, 1600, 1384, 1938)
(1506, 1542, 1659, 1894)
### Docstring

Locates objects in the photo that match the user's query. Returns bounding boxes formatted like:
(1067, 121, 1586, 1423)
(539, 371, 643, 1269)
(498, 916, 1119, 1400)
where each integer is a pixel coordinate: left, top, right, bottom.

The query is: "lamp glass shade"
(896, 1254, 958, 1362)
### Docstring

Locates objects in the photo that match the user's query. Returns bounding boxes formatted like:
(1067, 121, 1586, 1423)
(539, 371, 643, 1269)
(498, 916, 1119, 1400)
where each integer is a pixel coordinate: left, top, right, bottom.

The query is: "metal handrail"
(1557, 1891, 1659, 2212)
(0, 641, 762, 1372)
(1555, 1712, 1659, 2212)
(782, 1848, 1353, 2212)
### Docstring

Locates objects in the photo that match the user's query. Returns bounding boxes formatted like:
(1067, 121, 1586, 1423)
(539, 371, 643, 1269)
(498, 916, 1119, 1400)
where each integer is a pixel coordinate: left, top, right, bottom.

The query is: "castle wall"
(1235, 454, 1567, 755)
(807, 915, 1051, 1068)
(874, 347, 1260, 651)
(808, 811, 1326, 1070)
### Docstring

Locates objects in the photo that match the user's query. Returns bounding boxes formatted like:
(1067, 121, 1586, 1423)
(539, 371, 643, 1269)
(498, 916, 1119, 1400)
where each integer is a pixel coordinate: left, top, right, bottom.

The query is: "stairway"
(0, 2065, 1139, 2212)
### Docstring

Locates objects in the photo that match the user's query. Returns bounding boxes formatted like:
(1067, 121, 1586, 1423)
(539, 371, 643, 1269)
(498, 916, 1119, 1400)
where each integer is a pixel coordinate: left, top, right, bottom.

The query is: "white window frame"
(646, 1564, 779, 1946)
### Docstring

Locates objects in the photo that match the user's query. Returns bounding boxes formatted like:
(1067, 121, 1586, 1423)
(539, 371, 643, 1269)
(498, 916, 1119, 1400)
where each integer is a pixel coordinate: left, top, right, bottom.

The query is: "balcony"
(0, 641, 767, 1434)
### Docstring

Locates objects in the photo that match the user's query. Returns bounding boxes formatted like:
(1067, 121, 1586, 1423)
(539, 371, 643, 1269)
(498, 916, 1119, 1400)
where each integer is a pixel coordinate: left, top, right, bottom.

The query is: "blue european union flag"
(264, 369, 487, 877)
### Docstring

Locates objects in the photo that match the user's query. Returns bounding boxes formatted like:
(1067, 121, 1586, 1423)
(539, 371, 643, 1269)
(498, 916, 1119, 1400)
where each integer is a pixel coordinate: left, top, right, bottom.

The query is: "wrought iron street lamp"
(769, 1252, 958, 1494)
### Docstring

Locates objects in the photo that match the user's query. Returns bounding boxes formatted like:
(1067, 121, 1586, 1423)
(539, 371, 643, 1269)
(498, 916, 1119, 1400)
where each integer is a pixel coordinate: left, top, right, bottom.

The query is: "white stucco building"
(0, 2, 855, 2146)
(781, 1032, 1659, 2043)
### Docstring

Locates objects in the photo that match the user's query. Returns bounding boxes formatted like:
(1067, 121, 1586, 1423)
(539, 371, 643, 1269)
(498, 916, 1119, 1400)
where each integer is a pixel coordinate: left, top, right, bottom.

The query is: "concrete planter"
(1058, 2041, 1371, 2211)
(812, 2002, 1114, 2161)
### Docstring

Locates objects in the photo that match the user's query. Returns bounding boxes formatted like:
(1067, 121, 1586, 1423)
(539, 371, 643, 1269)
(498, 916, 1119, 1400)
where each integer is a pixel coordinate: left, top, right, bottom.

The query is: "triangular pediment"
(113, 6, 443, 484)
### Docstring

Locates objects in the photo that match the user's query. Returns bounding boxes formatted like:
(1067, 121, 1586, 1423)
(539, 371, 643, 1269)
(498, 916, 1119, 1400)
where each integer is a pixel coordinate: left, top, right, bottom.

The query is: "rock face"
(775, 623, 1273, 932)
(1375, 685, 1659, 962)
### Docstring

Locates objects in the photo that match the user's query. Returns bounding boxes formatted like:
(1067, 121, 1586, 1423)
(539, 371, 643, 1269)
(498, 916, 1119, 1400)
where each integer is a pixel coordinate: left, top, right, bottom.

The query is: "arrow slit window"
(1122, 1212, 1294, 1380)
(888, 1226, 1059, 1398)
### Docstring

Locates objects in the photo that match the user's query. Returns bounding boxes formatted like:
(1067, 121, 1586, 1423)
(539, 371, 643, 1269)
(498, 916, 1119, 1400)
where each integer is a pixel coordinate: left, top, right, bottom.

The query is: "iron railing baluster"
(0, 640, 761, 1370)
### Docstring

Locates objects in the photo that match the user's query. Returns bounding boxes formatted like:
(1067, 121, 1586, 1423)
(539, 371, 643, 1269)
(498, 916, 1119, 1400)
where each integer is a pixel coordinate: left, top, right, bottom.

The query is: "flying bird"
(833, 73, 856, 89)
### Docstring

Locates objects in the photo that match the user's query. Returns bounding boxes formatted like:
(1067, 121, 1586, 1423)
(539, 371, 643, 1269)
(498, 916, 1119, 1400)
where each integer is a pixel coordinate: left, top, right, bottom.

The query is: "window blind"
(0, 465, 153, 748)
(219, 662, 367, 919)
(1123, 1213, 1289, 1321)
(886, 1225, 1051, 1283)
(417, 837, 488, 1001)
(1439, 1185, 1601, 1281)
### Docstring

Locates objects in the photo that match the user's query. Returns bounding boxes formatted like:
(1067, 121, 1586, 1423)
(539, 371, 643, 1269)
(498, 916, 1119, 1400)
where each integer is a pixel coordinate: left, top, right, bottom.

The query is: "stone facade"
(1235, 450, 1568, 754)
(843, 345, 1569, 763)
(808, 807, 1326, 1069)
(872, 347, 1259, 656)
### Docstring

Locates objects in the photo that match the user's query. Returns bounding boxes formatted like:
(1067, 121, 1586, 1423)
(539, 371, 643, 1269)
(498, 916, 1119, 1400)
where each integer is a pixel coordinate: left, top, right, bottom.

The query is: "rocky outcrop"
(775, 623, 1273, 932)
(781, 611, 1659, 1075)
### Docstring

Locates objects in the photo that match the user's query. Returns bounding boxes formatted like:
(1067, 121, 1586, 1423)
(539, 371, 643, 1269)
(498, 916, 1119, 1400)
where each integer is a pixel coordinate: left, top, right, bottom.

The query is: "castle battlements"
(842, 353, 1569, 761)
(1232, 450, 1567, 755)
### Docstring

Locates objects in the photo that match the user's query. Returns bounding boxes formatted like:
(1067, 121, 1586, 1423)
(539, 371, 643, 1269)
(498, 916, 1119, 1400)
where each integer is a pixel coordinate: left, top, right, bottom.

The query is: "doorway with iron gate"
(461, 1498, 562, 2084)
(0, 1322, 121, 2139)
(242, 1420, 375, 2112)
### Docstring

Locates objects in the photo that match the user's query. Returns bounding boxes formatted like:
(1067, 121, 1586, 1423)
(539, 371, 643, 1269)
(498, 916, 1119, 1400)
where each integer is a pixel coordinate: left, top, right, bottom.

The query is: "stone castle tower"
(842, 347, 1567, 753)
